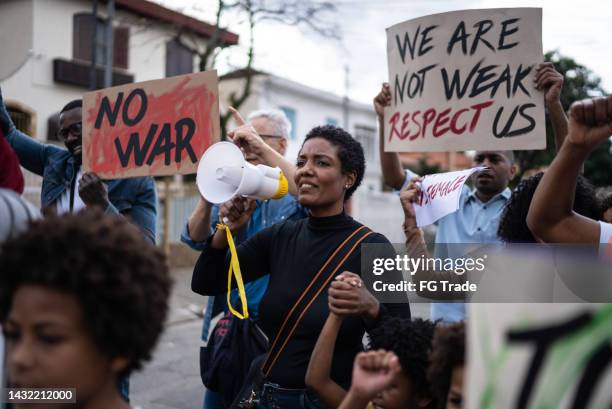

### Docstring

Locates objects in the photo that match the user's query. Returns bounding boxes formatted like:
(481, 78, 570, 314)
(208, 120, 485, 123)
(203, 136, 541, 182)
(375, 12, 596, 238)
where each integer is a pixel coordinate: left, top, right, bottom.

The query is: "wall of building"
(0, 0, 211, 206)
(218, 74, 378, 165)
(217, 75, 265, 122)
(0, 0, 206, 141)
(0, 0, 33, 82)
(260, 77, 377, 163)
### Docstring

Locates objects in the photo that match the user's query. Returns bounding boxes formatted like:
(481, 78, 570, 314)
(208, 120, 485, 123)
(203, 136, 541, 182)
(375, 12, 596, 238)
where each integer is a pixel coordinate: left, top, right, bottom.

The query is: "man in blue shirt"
(400, 154, 513, 321)
(181, 109, 306, 408)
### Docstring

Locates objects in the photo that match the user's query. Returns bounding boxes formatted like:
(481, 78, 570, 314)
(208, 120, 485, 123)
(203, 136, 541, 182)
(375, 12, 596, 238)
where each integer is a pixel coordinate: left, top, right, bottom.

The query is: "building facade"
(0, 0, 237, 205)
(219, 70, 382, 186)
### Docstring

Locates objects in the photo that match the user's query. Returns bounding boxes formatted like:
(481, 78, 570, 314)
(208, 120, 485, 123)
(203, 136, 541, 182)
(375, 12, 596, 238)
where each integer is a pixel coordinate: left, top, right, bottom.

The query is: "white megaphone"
(196, 142, 289, 204)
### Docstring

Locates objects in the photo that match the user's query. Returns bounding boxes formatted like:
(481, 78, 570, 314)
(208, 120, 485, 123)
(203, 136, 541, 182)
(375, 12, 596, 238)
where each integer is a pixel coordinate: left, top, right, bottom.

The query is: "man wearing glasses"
(0, 91, 157, 244)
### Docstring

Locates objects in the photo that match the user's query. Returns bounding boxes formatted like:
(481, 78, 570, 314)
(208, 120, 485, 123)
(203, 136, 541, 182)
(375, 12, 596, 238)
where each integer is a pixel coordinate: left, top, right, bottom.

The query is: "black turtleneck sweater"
(192, 213, 411, 388)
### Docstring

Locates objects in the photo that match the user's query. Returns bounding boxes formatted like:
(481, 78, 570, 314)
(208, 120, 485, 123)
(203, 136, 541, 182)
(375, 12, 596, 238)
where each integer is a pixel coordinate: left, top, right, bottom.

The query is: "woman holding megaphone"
(192, 108, 410, 409)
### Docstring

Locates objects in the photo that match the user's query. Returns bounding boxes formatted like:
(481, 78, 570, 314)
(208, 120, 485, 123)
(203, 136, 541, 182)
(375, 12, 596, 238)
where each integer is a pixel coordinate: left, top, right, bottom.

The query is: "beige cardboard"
(385, 8, 544, 152)
(83, 70, 220, 179)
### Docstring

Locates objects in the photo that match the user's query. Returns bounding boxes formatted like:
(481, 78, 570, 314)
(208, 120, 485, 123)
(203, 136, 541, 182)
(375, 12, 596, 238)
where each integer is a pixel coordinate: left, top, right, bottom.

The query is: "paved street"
(131, 267, 430, 409)
(131, 267, 207, 409)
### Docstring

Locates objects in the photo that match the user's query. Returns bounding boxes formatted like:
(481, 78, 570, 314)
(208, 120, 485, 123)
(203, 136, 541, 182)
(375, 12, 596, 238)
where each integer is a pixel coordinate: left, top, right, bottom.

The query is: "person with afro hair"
(0, 209, 171, 409)
(307, 271, 432, 409)
(427, 323, 465, 409)
(329, 313, 436, 409)
(498, 172, 601, 243)
(194, 117, 410, 408)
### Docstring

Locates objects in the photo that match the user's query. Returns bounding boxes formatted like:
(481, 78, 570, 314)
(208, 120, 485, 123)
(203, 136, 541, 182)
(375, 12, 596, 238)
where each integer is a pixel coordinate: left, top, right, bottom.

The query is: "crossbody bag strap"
(262, 225, 374, 377)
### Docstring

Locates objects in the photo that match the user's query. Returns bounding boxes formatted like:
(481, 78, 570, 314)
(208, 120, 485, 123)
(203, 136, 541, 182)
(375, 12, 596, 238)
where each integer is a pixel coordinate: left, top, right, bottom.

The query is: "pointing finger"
(229, 106, 247, 126)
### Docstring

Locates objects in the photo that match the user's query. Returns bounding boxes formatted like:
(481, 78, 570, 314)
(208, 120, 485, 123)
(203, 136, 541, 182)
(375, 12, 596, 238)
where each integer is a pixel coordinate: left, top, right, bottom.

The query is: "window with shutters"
(113, 27, 129, 69)
(6, 102, 36, 137)
(73, 13, 129, 70)
(166, 39, 194, 77)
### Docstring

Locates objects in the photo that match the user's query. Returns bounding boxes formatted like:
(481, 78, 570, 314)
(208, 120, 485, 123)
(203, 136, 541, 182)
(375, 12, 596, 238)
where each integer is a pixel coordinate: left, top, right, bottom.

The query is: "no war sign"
(83, 70, 220, 178)
(385, 8, 545, 152)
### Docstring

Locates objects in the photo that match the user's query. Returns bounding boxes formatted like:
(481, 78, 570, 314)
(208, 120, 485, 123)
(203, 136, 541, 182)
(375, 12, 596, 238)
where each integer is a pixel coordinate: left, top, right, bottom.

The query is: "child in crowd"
(306, 272, 435, 409)
(427, 323, 465, 409)
(0, 210, 172, 409)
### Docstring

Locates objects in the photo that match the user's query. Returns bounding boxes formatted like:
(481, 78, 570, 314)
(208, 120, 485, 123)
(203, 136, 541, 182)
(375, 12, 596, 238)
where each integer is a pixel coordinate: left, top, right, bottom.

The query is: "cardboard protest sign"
(385, 8, 544, 152)
(83, 70, 220, 178)
(468, 304, 612, 409)
(413, 167, 483, 226)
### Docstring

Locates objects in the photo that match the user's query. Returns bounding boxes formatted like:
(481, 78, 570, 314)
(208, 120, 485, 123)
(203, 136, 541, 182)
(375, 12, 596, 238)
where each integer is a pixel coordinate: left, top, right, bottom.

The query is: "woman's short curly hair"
(369, 317, 436, 403)
(0, 210, 172, 376)
(427, 322, 465, 409)
(303, 125, 365, 200)
(498, 172, 602, 243)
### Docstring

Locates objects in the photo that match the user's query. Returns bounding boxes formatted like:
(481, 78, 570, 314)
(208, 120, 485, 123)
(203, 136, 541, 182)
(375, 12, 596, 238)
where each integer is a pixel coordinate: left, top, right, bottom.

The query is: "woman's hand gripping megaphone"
(227, 106, 268, 161)
(218, 196, 257, 234)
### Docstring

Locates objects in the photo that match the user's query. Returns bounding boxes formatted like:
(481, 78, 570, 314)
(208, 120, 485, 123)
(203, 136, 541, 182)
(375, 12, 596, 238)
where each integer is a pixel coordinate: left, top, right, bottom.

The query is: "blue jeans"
(257, 383, 329, 409)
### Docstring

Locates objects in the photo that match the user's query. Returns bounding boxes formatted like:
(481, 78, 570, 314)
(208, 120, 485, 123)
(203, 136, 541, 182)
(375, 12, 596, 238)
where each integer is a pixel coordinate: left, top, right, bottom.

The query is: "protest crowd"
(1, 6, 612, 409)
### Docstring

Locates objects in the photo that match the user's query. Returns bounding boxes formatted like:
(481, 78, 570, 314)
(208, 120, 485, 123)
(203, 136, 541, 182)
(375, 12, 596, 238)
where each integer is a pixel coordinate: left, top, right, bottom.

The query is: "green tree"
(410, 157, 441, 176)
(515, 50, 611, 186)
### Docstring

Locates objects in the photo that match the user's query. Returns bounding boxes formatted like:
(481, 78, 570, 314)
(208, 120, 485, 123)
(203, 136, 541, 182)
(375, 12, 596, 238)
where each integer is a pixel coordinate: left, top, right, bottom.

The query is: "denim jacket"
(1, 98, 157, 243)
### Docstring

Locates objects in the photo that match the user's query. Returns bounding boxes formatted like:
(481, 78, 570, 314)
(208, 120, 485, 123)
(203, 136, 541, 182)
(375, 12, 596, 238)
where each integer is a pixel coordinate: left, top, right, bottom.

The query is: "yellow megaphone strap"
(271, 170, 288, 199)
(217, 223, 249, 319)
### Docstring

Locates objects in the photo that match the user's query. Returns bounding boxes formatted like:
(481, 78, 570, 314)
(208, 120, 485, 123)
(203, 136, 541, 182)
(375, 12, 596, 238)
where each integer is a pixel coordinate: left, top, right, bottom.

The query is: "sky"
(154, 0, 612, 105)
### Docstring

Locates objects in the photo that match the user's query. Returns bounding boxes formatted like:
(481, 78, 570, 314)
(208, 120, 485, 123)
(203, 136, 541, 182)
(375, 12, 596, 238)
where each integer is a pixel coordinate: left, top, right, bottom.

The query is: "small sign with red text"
(414, 167, 484, 227)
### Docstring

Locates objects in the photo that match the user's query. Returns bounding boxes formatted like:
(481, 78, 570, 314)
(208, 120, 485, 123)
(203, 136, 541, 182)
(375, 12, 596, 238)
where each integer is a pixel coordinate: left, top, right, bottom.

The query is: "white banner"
(414, 167, 484, 227)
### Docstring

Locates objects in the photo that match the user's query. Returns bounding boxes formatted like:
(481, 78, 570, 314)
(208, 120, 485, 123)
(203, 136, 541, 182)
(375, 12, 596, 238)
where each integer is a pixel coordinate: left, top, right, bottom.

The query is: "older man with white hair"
(181, 108, 306, 409)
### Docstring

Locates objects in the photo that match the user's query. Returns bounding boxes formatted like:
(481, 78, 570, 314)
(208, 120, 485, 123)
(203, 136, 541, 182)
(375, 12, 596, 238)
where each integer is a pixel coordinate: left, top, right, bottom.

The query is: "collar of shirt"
(465, 187, 512, 205)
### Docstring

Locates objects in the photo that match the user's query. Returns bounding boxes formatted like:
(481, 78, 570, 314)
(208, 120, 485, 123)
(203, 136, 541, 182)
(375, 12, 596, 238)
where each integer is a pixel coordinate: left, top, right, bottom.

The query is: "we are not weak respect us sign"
(385, 8, 545, 152)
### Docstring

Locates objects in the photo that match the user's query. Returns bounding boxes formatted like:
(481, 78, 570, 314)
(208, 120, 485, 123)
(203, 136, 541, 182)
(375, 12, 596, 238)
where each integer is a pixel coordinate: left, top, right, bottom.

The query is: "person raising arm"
(228, 107, 298, 196)
(527, 95, 612, 244)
